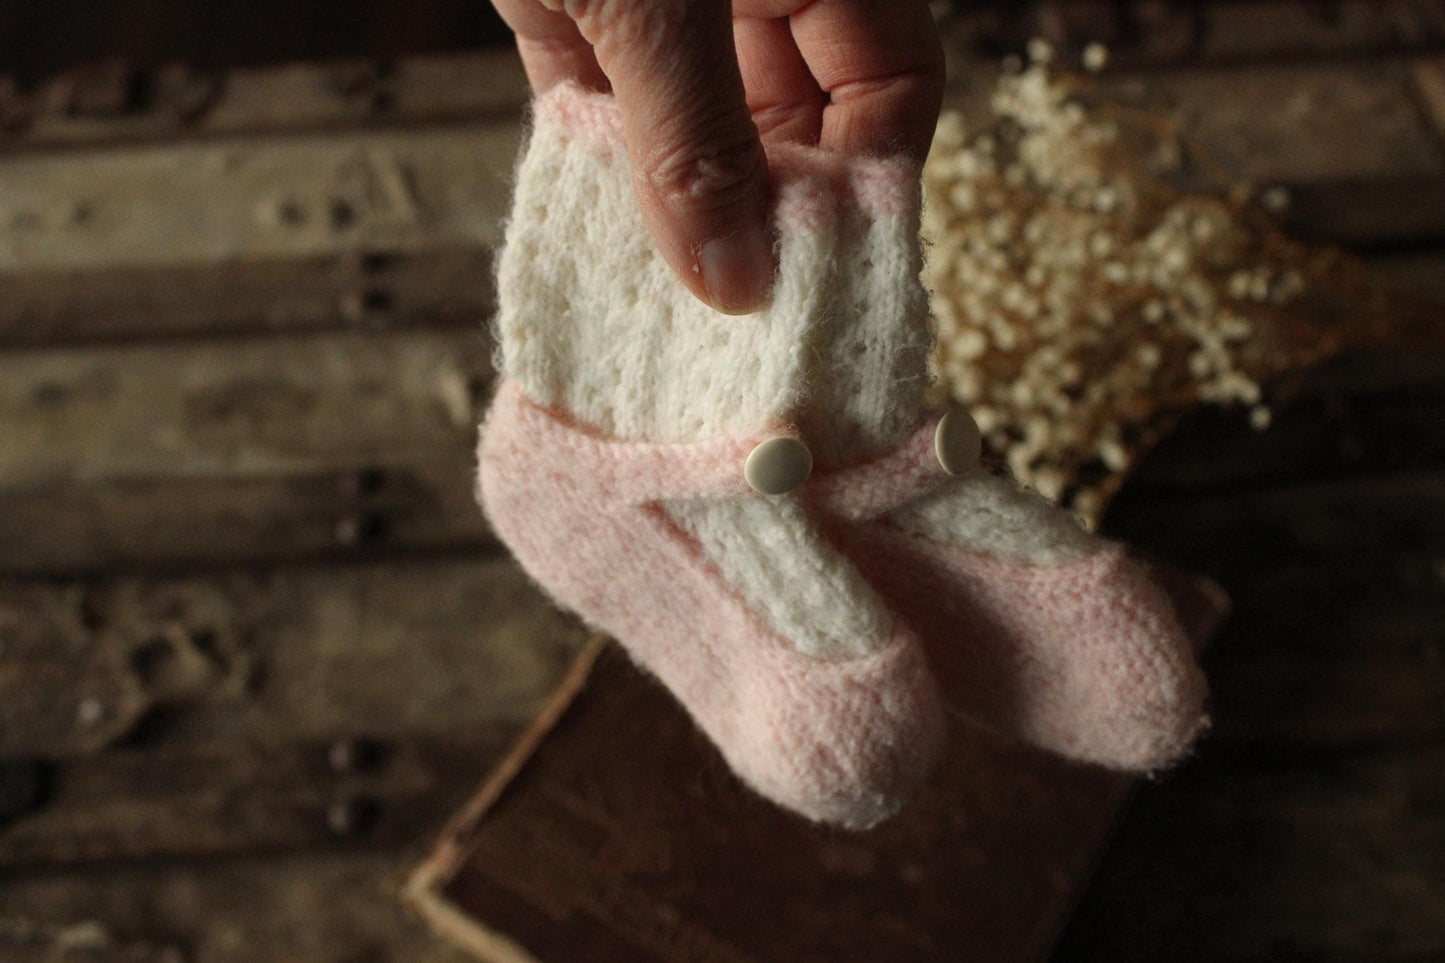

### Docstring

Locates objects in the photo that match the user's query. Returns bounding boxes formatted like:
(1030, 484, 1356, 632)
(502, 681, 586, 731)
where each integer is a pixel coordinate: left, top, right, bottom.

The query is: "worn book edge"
(403, 633, 611, 963)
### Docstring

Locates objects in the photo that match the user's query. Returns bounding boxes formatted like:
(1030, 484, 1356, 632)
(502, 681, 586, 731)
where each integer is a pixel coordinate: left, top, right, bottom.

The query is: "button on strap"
(935, 407, 982, 476)
(745, 436, 813, 496)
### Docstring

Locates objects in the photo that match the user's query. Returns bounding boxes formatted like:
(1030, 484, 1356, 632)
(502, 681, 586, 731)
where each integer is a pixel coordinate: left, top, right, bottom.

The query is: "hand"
(490, 0, 944, 314)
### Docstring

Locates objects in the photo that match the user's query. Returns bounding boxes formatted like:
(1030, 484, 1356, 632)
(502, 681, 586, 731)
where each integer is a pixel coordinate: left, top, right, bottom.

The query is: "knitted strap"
(493, 380, 761, 504)
(493, 379, 951, 515)
(808, 419, 948, 522)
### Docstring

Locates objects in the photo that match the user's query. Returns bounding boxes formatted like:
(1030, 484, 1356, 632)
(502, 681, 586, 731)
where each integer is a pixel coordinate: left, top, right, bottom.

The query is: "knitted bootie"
(838, 503, 1213, 771)
(479, 84, 948, 828)
(794, 418, 1212, 771)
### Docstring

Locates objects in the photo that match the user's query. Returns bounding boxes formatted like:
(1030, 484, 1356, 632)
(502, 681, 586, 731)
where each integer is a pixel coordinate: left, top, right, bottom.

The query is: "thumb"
(567, 0, 774, 314)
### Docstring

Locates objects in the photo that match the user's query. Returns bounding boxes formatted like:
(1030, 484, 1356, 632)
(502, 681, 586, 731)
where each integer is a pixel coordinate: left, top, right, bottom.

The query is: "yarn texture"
(479, 83, 1211, 828)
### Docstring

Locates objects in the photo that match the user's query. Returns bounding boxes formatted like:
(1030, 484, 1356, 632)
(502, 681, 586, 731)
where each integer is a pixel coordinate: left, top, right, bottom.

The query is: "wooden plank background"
(0, 1, 1441, 960)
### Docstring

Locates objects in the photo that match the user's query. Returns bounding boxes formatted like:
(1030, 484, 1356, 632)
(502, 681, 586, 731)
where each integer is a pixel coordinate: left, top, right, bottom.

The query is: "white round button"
(745, 436, 813, 495)
(935, 408, 982, 475)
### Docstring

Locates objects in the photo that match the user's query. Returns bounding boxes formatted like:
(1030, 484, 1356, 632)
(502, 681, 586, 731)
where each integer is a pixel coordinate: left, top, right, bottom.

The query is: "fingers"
(740, 0, 944, 165)
(492, 0, 940, 314)
(567, 0, 775, 314)
(491, 0, 609, 93)
(734, 15, 824, 149)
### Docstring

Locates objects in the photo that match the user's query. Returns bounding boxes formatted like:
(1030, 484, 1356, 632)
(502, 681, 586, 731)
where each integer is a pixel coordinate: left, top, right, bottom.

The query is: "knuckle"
(642, 133, 764, 215)
(748, 99, 816, 141)
(546, 0, 616, 29)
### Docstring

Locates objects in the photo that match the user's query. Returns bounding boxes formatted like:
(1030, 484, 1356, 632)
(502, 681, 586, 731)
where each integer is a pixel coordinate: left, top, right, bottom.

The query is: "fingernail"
(698, 226, 773, 315)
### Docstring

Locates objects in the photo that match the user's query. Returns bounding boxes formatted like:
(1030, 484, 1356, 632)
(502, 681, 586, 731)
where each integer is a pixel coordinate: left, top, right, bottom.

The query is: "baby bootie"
(838, 487, 1212, 770)
(792, 413, 1211, 771)
(479, 84, 949, 829)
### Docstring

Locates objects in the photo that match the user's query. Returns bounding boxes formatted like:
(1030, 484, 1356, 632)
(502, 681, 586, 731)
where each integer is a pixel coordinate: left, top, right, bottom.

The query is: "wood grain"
(1056, 743, 1445, 961)
(0, 556, 586, 757)
(0, 733, 511, 867)
(0, 124, 518, 273)
(0, 453, 487, 576)
(1, 849, 476, 963)
(0, 248, 496, 347)
(0, 328, 491, 489)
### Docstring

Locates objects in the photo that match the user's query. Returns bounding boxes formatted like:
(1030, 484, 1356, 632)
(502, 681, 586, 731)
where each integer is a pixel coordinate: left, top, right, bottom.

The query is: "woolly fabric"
(495, 85, 937, 664)
(481, 381, 946, 828)
(480, 83, 1211, 827)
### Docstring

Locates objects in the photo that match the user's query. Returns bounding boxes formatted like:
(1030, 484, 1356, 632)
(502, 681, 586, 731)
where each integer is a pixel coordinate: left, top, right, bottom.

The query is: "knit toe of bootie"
(827, 447, 1213, 772)
(479, 83, 949, 828)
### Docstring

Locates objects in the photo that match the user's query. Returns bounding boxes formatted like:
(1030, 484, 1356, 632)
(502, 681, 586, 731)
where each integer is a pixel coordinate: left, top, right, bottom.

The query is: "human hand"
(490, 0, 944, 314)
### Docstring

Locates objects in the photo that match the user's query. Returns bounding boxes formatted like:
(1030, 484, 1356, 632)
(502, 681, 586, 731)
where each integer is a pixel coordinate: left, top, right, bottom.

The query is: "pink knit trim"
(532, 82, 920, 221)
(532, 81, 623, 148)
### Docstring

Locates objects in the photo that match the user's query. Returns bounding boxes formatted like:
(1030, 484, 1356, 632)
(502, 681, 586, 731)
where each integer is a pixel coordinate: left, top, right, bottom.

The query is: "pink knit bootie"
(482, 83, 1212, 828)
(480, 84, 950, 828)
(809, 419, 1213, 771)
(480, 383, 945, 828)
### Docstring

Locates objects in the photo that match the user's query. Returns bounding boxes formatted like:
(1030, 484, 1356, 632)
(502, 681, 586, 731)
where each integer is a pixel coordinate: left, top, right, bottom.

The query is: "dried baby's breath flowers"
(923, 49, 1378, 524)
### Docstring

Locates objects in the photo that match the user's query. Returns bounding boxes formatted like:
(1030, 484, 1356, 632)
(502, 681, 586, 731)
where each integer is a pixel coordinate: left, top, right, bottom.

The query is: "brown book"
(406, 634, 1139, 963)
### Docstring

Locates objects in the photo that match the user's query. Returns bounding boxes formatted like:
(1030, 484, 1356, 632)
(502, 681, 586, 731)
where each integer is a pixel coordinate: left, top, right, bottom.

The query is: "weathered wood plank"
(942, 0, 1443, 70)
(940, 56, 1445, 246)
(0, 343, 1435, 575)
(0, 556, 586, 757)
(1280, 176, 1445, 246)
(1206, 645, 1445, 748)
(1125, 355, 1445, 493)
(0, 850, 475, 963)
(0, 247, 494, 347)
(0, 1, 1430, 161)
(1415, 55, 1445, 135)
(1102, 60, 1445, 245)
(0, 54, 1436, 350)
(1228, 558, 1445, 655)
(1106, 470, 1445, 578)
(0, 454, 487, 576)
(0, 124, 518, 273)
(0, 733, 509, 867)
(0, 49, 530, 151)
(1057, 744, 1445, 961)
(1104, 62, 1445, 184)
(203, 51, 530, 133)
(1364, 247, 1445, 316)
(0, 363, 1434, 576)
(0, 918, 184, 963)
(1191, 0, 1423, 64)
(0, 120, 517, 344)
(0, 328, 491, 490)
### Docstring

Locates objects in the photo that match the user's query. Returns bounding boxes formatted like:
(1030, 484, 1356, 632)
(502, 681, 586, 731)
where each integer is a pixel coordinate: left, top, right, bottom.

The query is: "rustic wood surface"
(0, 2, 1442, 960)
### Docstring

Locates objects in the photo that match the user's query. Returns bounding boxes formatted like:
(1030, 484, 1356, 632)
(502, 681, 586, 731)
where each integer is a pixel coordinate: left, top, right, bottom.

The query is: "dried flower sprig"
(923, 45, 1380, 524)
